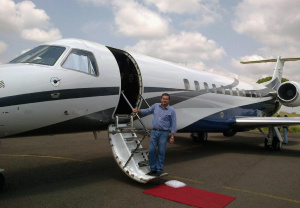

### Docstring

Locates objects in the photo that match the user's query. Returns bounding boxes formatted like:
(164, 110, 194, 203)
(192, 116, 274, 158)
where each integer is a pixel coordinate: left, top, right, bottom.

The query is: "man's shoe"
(154, 171, 163, 177)
(146, 170, 157, 176)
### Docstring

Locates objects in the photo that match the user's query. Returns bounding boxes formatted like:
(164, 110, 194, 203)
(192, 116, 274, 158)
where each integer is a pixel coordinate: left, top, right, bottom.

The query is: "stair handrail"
(121, 91, 150, 136)
(139, 94, 151, 108)
(121, 91, 152, 168)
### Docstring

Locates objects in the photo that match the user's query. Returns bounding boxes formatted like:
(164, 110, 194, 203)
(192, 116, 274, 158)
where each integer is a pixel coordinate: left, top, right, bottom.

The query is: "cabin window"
(221, 85, 225, 94)
(212, 84, 217, 93)
(184, 79, 190, 90)
(242, 89, 246, 97)
(253, 92, 257, 98)
(62, 49, 98, 76)
(204, 82, 209, 92)
(10, 45, 66, 66)
(194, 81, 200, 91)
(259, 93, 262, 98)
(236, 88, 240, 96)
(225, 89, 231, 95)
(246, 90, 251, 97)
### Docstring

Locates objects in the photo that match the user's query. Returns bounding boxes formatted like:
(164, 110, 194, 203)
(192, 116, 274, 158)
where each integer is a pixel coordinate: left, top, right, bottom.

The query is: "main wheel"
(190, 132, 208, 143)
(223, 130, 236, 137)
(272, 136, 282, 151)
(190, 132, 200, 142)
(264, 138, 272, 150)
(0, 173, 4, 191)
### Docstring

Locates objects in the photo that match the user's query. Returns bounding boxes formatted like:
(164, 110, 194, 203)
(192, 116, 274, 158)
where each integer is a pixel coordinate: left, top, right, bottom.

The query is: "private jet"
(0, 38, 300, 183)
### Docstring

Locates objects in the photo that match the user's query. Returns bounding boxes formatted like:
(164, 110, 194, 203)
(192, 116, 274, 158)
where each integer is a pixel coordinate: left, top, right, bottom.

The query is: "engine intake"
(277, 81, 300, 107)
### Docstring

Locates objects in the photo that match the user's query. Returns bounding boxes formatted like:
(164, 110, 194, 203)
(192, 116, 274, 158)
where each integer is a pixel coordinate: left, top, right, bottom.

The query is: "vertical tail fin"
(240, 56, 300, 90)
(269, 56, 284, 90)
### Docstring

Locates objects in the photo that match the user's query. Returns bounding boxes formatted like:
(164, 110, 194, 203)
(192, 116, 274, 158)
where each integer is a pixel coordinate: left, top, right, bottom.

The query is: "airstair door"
(106, 47, 142, 115)
(108, 94, 168, 183)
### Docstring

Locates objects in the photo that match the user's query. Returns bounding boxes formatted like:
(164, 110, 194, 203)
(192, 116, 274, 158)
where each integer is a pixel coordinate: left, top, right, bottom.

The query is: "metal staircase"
(108, 92, 167, 183)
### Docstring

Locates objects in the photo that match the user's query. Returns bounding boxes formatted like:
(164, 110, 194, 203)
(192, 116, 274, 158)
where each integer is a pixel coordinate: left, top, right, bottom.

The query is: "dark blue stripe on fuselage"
(0, 87, 119, 107)
(179, 99, 278, 132)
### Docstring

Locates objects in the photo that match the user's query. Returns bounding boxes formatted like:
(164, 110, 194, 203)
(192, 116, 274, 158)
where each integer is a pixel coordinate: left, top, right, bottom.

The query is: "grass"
(254, 112, 300, 134)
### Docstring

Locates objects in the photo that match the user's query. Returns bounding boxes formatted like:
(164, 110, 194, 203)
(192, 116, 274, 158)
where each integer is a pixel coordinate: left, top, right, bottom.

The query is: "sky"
(0, 0, 300, 113)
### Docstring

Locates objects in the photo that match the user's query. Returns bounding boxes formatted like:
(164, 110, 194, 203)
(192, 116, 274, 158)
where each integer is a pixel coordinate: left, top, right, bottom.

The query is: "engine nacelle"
(277, 81, 300, 107)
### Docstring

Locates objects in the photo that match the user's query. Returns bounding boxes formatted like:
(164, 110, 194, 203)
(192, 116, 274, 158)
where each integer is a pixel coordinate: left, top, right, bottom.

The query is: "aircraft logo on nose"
(50, 77, 61, 87)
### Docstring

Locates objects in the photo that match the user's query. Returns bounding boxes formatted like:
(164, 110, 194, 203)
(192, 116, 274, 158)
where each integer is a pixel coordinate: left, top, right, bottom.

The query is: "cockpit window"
(9, 45, 66, 66)
(62, 49, 98, 76)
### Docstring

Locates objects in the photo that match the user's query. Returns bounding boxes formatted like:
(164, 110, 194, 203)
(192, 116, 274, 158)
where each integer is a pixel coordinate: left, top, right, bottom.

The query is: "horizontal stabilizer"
(241, 57, 300, 64)
(233, 116, 300, 128)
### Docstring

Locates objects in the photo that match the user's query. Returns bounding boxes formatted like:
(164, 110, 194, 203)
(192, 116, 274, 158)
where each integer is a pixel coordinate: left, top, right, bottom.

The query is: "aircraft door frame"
(107, 47, 143, 116)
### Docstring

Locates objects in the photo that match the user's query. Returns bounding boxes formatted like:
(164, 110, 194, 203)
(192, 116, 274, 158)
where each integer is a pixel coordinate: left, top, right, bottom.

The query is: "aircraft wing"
(233, 117, 300, 128)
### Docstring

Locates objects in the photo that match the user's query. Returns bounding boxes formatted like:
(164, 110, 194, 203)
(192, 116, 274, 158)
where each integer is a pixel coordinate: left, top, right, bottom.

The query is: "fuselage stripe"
(0, 87, 119, 107)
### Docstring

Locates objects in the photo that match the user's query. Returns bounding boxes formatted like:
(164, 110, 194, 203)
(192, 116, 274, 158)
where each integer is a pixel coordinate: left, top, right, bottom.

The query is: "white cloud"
(146, 0, 222, 27)
(233, 0, 300, 47)
(125, 32, 226, 63)
(232, 0, 300, 83)
(112, 0, 170, 38)
(231, 55, 274, 82)
(145, 0, 203, 14)
(0, 41, 8, 54)
(0, 0, 61, 42)
(232, 54, 300, 83)
(77, 0, 109, 6)
(21, 28, 61, 42)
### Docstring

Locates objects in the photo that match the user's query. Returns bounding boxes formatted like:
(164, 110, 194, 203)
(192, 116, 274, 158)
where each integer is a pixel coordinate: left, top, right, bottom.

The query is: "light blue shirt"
(141, 103, 177, 134)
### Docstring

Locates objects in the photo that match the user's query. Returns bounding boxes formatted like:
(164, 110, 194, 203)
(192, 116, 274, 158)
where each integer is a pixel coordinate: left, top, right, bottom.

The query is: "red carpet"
(143, 184, 236, 208)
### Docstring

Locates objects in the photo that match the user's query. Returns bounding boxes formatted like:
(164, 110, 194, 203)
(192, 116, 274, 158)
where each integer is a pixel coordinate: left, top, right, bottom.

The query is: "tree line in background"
(257, 76, 289, 84)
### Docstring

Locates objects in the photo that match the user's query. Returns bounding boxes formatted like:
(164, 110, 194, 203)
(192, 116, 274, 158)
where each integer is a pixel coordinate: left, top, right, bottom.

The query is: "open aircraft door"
(107, 47, 143, 116)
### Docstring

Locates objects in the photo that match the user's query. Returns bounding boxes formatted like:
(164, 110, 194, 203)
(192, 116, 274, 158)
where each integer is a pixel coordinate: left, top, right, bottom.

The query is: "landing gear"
(272, 136, 282, 151)
(260, 127, 282, 151)
(190, 132, 208, 143)
(223, 130, 236, 137)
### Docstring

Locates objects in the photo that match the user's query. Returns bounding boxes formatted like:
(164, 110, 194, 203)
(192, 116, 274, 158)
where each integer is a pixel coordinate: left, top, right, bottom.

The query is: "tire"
(190, 132, 200, 142)
(223, 131, 236, 137)
(190, 132, 208, 143)
(272, 136, 282, 151)
(0, 173, 4, 191)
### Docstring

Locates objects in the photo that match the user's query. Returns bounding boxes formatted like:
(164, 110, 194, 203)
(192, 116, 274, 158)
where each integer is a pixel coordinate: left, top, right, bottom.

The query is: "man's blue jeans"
(149, 130, 169, 172)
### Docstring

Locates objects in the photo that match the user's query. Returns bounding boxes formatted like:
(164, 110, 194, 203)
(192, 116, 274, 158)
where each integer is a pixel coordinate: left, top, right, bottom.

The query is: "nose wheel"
(0, 169, 4, 191)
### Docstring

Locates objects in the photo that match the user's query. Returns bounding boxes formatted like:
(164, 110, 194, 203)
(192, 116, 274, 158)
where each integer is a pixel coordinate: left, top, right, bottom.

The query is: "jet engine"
(277, 81, 300, 107)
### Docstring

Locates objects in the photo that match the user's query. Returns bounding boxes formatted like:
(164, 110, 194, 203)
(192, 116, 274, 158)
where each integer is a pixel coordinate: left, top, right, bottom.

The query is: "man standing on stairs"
(133, 93, 177, 177)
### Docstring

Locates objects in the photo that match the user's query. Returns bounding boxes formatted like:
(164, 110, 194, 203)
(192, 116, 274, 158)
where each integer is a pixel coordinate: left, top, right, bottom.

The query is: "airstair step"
(119, 129, 146, 133)
(118, 126, 136, 130)
(132, 148, 148, 153)
(125, 137, 141, 141)
(138, 160, 149, 167)
(115, 114, 132, 122)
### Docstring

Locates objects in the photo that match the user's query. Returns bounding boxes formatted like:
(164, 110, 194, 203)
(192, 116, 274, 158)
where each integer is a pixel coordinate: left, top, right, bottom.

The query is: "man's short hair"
(161, 93, 170, 100)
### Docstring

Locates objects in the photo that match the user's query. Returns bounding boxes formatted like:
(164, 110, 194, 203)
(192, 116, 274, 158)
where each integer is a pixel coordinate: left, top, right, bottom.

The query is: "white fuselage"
(0, 39, 277, 138)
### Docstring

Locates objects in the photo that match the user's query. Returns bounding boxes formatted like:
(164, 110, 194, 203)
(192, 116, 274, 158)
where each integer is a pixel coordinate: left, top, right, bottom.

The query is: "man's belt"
(152, 128, 169, 132)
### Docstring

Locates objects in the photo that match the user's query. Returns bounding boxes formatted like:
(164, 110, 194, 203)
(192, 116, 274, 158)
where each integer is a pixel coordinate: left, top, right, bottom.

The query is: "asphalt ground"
(0, 131, 299, 208)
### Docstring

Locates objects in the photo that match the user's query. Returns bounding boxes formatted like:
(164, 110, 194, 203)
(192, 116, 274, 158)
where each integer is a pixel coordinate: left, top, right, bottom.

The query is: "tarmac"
(0, 131, 299, 208)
